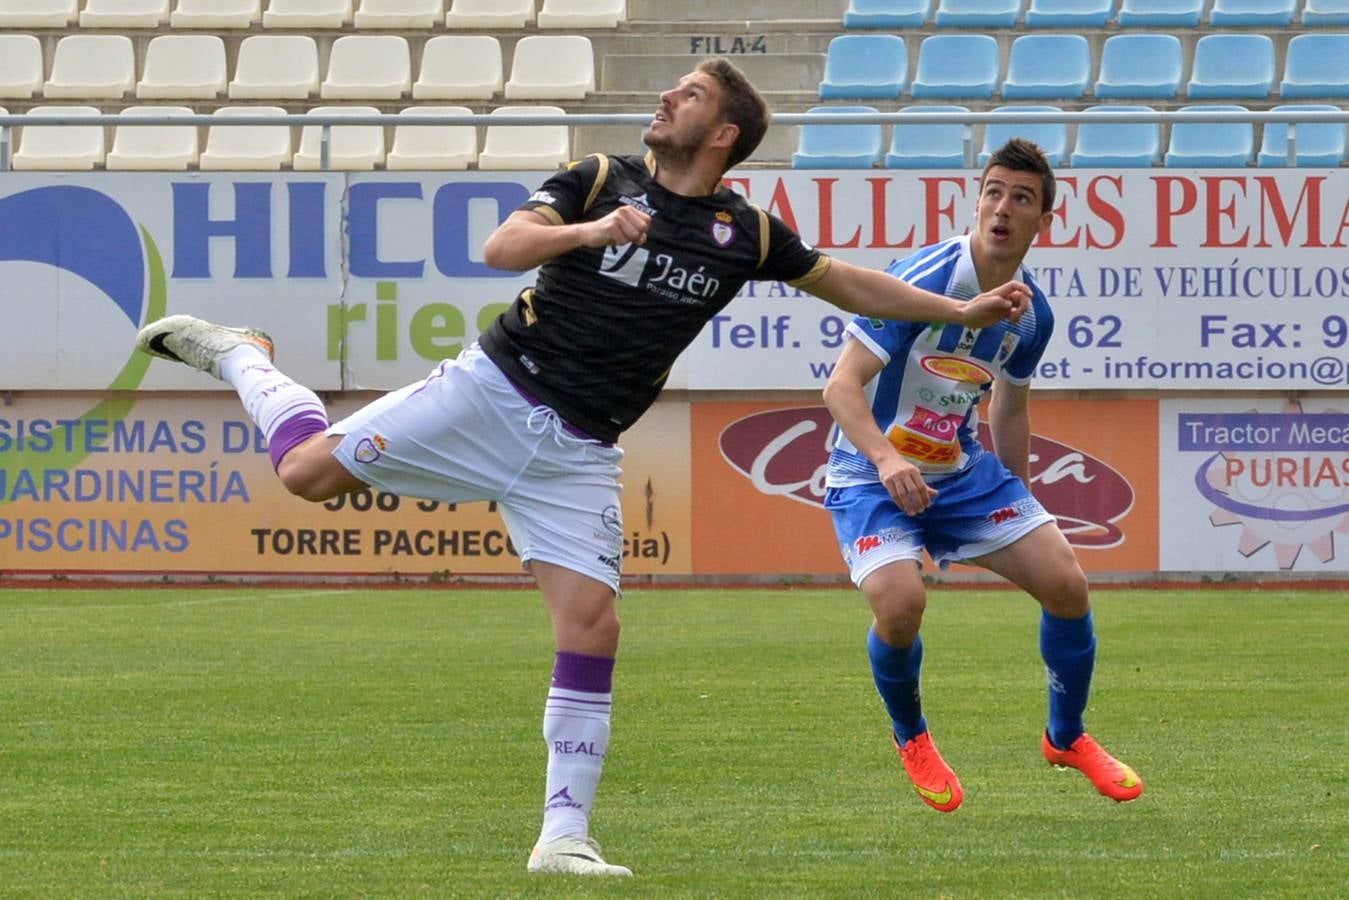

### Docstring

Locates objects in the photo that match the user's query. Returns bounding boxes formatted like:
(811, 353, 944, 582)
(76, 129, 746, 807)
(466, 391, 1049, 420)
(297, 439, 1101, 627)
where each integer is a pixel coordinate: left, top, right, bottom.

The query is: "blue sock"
(867, 628, 927, 744)
(1040, 609, 1096, 750)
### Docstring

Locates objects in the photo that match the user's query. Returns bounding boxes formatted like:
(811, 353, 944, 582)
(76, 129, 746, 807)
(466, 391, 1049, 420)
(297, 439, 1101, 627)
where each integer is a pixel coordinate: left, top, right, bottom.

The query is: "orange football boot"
(1042, 732, 1144, 802)
(895, 731, 964, 812)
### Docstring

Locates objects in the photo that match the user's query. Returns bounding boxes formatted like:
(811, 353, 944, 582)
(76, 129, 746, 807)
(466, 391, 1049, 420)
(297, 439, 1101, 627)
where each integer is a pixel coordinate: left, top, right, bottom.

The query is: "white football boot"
(136, 314, 274, 380)
(527, 835, 632, 876)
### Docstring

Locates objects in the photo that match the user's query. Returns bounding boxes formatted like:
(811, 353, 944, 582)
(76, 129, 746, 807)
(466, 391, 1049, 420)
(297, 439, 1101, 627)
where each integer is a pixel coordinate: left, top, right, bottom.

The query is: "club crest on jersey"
(353, 434, 387, 464)
(712, 211, 735, 247)
(621, 193, 658, 217)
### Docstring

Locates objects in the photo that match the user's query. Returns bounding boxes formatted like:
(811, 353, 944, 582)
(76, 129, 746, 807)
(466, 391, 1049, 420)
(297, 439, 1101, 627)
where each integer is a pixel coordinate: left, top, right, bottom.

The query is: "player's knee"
(1039, 565, 1090, 617)
(276, 457, 336, 503)
(870, 593, 925, 646)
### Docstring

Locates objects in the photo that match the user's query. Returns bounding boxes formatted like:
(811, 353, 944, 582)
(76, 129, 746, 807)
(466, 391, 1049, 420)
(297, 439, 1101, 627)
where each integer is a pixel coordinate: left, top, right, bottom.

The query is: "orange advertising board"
(691, 398, 1159, 575)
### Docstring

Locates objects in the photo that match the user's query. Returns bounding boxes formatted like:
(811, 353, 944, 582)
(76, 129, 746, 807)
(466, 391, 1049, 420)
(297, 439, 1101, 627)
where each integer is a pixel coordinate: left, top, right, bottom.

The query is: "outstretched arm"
(988, 378, 1033, 488)
(482, 206, 652, 272)
(806, 257, 1029, 328)
(823, 339, 938, 516)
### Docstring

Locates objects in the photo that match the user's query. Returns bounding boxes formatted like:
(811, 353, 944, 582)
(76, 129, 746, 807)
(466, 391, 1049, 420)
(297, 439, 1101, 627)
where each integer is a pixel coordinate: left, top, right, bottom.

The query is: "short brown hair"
(982, 138, 1056, 212)
(696, 57, 770, 170)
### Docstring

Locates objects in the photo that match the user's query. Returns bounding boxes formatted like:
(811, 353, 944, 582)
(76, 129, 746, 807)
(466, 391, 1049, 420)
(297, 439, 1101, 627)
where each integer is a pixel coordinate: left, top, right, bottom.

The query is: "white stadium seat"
(229, 36, 320, 99)
(138, 35, 227, 100)
(79, 0, 169, 27)
(0, 35, 44, 100)
(387, 105, 478, 170)
(505, 36, 595, 101)
(44, 35, 135, 100)
(445, 0, 534, 28)
(170, 0, 261, 28)
(262, 0, 353, 28)
(13, 105, 106, 171)
(0, 0, 78, 27)
(477, 105, 570, 170)
(106, 105, 199, 171)
(413, 35, 502, 100)
(293, 106, 386, 170)
(537, 0, 627, 28)
(199, 106, 293, 170)
(354, 0, 443, 28)
(321, 35, 411, 100)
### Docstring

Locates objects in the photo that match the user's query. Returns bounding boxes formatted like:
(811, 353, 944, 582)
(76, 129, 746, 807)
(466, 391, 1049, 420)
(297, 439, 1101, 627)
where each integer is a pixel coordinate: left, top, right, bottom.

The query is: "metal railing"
(2, 107, 1346, 170)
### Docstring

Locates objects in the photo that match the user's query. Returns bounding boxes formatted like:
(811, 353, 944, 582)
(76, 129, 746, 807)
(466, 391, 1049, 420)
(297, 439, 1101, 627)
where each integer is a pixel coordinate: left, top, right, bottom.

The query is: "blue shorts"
(825, 452, 1056, 586)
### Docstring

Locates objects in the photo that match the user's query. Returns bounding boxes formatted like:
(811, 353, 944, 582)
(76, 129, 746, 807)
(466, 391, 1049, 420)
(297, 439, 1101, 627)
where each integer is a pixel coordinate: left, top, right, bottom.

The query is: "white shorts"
(327, 344, 626, 591)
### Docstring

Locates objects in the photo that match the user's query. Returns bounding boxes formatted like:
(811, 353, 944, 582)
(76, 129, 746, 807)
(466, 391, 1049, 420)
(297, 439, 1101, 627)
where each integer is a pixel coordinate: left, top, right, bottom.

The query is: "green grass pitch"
(0, 585, 1344, 897)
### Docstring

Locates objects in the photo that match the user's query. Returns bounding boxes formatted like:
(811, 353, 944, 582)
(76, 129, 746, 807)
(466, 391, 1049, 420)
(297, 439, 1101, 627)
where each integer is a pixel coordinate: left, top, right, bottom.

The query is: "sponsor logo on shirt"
(920, 355, 994, 386)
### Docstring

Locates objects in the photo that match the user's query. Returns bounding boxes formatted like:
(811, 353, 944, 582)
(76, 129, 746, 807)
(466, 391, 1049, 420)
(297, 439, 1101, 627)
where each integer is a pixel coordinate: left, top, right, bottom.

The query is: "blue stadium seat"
(1302, 0, 1349, 25)
(1280, 34, 1349, 98)
(886, 104, 970, 167)
(1208, 0, 1296, 25)
(1095, 34, 1182, 99)
(1187, 34, 1275, 99)
(1070, 105, 1161, 167)
(933, 0, 1023, 27)
(978, 105, 1069, 166)
(820, 34, 908, 100)
(912, 34, 1000, 99)
(1002, 34, 1090, 100)
(1258, 104, 1346, 166)
(844, 0, 934, 27)
(1024, 0, 1114, 26)
(1116, 0, 1203, 26)
(792, 105, 884, 168)
(1165, 105, 1254, 167)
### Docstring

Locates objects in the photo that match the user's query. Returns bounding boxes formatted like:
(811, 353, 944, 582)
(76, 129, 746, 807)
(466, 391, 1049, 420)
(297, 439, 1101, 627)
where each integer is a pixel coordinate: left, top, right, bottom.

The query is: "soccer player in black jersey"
(137, 58, 1030, 877)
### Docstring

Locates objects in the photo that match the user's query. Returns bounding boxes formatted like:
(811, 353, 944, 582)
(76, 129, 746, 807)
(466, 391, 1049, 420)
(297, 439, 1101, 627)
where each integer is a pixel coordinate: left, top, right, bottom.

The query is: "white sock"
(219, 345, 329, 469)
(539, 686, 612, 844)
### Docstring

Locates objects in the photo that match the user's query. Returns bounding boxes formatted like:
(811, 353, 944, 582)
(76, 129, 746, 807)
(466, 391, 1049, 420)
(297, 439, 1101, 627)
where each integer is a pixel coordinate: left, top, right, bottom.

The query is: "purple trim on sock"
(267, 413, 329, 471)
(551, 651, 615, 694)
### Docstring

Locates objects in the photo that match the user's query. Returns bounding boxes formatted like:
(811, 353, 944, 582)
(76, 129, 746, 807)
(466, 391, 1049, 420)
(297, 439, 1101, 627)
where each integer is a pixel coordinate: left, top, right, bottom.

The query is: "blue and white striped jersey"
(826, 235, 1053, 487)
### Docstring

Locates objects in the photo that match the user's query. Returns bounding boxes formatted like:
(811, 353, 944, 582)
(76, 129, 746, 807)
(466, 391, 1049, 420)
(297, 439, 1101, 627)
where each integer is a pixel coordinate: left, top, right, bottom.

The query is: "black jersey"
(479, 153, 830, 443)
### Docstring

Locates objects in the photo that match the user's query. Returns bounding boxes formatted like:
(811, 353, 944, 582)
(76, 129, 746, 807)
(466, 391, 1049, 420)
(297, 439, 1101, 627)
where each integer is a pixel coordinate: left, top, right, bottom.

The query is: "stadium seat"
(819, 34, 908, 100)
(294, 106, 385, 171)
(321, 35, 412, 100)
(504, 36, 595, 101)
(106, 105, 198, 171)
(1258, 104, 1346, 166)
(1024, 0, 1114, 26)
(413, 36, 502, 100)
(1208, 0, 1295, 25)
(1070, 105, 1161, 167)
(12, 105, 105, 171)
(933, 0, 1023, 26)
(137, 35, 227, 100)
(1165, 105, 1254, 167)
(44, 35, 135, 100)
(229, 36, 320, 99)
(262, 0, 352, 28)
(886, 104, 969, 168)
(911, 34, 1000, 99)
(445, 0, 535, 28)
(199, 106, 292, 170)
(791, 105, 884, 168)
(1002, 34, 1090, 100)
(170, 0, 261, 28)
(979, 105, 1068, 166)
(1302, 0, 1349, 24)
(354, 0, 443, 27)
(537, 0, 627, 28)
(0, 35, 43, 100)
(0, 0, 77, 27)
(386, 106, 478, 170)
(1187, 34, 1275, 99)
(1116, 0, 1203, 25)
(477, 105, 570, 170)
(79, 0, 168, 26)
(1280, 34, 1349, 98)
(844, 0, 933, 27)
(1094, 34, 1182, 99)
